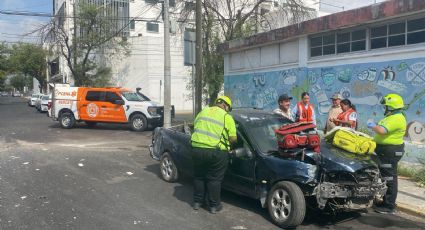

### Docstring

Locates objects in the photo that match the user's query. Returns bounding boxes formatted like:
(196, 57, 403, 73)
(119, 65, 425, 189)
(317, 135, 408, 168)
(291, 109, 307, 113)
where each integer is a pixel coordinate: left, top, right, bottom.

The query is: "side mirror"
(114, 99, 125, 105)
(232, 147, 254, 159)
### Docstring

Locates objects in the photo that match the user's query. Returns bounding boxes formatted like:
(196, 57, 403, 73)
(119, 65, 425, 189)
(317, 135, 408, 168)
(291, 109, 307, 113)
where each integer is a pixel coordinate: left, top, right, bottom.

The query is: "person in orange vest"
(331, 99, 357, 129)
(292, 92, 316, 125)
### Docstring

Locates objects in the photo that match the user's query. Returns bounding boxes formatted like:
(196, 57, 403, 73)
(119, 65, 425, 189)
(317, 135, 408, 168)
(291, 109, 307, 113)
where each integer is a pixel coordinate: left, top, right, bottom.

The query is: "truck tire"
(267, 181, 306, 229)
(160, 152, 178, 182)
(130, 114, 147, 132)
(60, 112, 76, 129)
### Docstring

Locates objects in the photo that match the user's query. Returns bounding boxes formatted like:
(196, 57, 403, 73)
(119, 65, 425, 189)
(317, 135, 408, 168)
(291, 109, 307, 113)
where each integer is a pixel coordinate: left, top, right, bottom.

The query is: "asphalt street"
(0, 96, 424, 230)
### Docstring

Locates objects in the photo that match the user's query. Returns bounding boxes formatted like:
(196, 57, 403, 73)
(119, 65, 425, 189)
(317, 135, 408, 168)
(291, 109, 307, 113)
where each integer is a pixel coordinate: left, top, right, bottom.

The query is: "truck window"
(86, 91, 103, 101)
(105, 92, 122, 103)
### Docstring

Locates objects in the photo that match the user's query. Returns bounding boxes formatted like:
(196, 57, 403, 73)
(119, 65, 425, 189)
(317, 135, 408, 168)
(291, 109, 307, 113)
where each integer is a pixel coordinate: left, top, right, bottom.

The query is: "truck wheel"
(60, 112, 76, 129)
(85, 121, 97, 128)
(160, 152, 178, 182)
(267, 181, 306, 229)
(130, 114, 147, 132)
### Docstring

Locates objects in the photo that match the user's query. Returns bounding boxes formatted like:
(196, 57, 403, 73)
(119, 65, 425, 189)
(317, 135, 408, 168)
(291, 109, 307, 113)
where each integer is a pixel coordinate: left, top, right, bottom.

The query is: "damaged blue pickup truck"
(149, 108, 387, 228)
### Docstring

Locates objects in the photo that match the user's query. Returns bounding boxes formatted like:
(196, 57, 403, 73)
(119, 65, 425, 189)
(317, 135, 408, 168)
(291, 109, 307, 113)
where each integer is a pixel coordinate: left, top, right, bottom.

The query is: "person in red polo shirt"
(292, 92, 316, 125)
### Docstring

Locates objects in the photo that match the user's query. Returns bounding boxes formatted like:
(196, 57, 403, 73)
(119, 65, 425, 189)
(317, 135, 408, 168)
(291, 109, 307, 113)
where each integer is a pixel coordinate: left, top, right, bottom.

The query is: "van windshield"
(121, 91, 147, 102)
(42, 95, 50, 100)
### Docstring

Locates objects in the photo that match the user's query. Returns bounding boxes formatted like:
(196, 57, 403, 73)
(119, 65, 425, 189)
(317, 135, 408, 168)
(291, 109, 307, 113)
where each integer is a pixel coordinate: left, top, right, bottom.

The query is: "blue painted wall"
(224, 57, 425, 144)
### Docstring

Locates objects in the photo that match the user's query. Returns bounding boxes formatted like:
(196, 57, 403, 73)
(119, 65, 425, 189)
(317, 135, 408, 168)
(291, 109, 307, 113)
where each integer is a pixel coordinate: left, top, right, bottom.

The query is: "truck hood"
(125, 101, 159, 107)
(319, 142, 379, 173)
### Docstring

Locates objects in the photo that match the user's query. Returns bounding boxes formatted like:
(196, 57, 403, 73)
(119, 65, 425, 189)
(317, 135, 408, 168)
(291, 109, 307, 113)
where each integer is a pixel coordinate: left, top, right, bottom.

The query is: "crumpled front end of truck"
(314, 166, 387, 211)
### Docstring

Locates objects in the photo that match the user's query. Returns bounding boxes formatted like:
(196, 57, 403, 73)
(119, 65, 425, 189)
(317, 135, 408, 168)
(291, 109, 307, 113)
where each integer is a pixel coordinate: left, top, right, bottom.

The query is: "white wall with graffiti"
(224, 57, 425, 149)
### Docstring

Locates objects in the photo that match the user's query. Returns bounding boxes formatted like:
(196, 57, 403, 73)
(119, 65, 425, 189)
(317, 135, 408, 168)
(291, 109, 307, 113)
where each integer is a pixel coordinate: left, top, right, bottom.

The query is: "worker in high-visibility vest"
(368, 93, 406, 214)
(191, 96, 237, 214)
(292, 92, 316, 124)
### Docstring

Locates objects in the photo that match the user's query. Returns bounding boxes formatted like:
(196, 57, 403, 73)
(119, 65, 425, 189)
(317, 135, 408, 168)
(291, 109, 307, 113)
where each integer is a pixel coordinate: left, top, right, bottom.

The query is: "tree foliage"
(181, 0, 312, 105)
(9, 43, 46, 92)
(42, 2, 130, 87)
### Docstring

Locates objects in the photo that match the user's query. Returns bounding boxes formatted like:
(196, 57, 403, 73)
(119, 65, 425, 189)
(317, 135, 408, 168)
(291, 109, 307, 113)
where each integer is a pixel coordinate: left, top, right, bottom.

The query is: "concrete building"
(48, 0, 193, 111)
(221, 0, 425, 148)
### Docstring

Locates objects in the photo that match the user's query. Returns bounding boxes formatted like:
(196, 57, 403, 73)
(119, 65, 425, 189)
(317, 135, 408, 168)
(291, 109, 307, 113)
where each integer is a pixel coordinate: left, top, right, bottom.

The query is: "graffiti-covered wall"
(224, 57, 425, 143)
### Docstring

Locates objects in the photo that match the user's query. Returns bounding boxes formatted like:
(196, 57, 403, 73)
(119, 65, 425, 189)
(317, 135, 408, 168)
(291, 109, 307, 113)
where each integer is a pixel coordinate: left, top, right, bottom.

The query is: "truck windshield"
(244, 116, 291, 154)
(121, 92, 147, 102)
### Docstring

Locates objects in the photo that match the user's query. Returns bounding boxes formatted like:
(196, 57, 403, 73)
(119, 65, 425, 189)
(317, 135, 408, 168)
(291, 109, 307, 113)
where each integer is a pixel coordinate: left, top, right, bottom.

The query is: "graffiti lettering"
(407, 121, 425, 142)
(308, 71, 318, 84)
(357, 68, 377, 81)
(311, 85, 331, 115)
(253, 74, 266, 87)
(280, 71, 296, 85)
(380, 66, 396, 81)
(397, 62, 408, 71)
(337, 69, 352, 83)
(377, 80, 406, 93)
(406, 62, 425, 86)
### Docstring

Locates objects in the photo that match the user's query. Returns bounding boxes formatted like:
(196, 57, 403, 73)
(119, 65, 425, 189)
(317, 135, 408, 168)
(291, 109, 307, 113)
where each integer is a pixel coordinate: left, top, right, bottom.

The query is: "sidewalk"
(397, 178, 425, 217)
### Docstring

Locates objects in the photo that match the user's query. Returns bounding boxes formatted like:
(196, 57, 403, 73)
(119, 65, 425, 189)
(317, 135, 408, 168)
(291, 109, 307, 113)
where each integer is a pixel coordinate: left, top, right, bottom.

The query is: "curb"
(397, 202, 425, 218)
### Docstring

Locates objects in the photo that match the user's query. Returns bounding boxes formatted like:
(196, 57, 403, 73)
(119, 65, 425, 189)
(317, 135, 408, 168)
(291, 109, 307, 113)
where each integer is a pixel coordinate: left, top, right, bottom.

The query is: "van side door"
(103, 91, 127, 122)
(78, 90, 106, 121)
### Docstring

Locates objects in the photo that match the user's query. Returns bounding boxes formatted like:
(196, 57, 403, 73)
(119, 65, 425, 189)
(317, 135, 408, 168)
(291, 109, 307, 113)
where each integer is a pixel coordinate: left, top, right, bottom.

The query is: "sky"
(0, 0, 52, 44)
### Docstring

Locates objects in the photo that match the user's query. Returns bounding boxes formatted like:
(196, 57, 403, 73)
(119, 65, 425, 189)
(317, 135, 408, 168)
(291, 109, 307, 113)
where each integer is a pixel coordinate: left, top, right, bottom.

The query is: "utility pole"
(163, 0, 172, 128)
(195, 0, 202, 115)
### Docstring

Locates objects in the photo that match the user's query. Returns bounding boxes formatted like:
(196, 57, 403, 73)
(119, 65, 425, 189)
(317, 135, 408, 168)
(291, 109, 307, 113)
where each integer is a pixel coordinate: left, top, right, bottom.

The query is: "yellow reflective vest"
(191, 106, 236, 151)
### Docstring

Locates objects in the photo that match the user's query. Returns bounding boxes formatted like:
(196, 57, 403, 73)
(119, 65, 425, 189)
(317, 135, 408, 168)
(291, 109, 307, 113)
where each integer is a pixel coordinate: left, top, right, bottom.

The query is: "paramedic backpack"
(324, 126, 376, 154)
(275, 122, 320, 153)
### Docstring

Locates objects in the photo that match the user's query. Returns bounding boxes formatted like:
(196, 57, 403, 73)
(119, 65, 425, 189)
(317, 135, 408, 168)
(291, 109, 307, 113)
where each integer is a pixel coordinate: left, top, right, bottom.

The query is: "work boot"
(374, 206, 396, 214)
(192, 202, 201, 210)
(209, 204, 223, 214)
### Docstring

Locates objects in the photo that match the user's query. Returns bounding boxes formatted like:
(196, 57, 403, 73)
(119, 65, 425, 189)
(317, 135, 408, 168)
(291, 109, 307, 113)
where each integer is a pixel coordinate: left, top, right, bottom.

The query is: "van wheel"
(160, 152, 178, 182)
(85, 121, 97, 128)
(60, 112, 75, 129)
(267, 181, 306, 229)
(130, 114, 147, 132)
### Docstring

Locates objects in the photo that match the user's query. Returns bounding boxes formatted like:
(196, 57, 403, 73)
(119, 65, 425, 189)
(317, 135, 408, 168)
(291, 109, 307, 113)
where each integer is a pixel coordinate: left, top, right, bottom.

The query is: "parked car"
(1, 91, 8, 96)
(39, 94, 52, 112)
(149, 109, 387, 229)
(12, 91, 22, 97)
(28, 93, 41, 106)
(35, 94, 44, 111)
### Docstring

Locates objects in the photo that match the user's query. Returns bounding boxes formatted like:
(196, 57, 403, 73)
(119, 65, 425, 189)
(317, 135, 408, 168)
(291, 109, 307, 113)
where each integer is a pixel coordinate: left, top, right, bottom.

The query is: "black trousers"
(192, 147, 229, 208)
(376, 143, 404, 210)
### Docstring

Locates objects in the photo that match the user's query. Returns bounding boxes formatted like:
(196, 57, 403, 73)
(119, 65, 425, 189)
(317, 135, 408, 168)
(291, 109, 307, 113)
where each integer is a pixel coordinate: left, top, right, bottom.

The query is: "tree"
(10, 74, 27, 91)
(42, 2, 130, 87)
(9, 43, 46, 92)
(180, 0, 313, 105)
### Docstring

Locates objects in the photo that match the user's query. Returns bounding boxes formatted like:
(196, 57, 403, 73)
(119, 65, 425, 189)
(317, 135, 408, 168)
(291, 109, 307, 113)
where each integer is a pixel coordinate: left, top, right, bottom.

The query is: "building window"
(130, 20, 135, 30)
(407, 17, 425, 45)
(351, 29, 366, 51)
(310, 34, 335, 57)
(147, 22, 159, 33)
(370, 25, 388, 49)
(310, 29, 365, 57)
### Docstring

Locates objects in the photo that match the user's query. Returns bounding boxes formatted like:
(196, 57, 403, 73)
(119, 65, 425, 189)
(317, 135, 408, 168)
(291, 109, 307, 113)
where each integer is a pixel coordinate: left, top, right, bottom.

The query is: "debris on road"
(78, 163, 84, 167)
(126, 172, 134, 176)
(22, 162, 29, 165)
(20, 196, 27, 200)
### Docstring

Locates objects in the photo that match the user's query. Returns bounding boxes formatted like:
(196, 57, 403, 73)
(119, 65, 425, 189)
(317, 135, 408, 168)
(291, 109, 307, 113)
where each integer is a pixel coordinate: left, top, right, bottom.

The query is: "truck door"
(103, 92, 127, 122)
(224, 131, 256, 197)
(79, 90, 106, 121)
